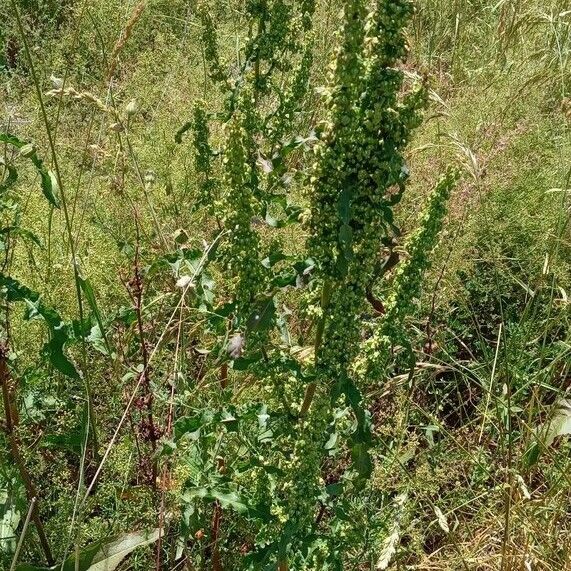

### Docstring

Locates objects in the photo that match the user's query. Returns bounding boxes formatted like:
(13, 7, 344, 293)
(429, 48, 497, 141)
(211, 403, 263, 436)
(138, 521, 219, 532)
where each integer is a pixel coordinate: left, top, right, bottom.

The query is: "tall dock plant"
(172, 0, 457, 568)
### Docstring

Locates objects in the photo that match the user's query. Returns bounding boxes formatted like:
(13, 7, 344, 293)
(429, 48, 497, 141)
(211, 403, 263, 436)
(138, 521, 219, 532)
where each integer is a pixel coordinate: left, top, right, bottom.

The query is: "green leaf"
(0, 158, 18, 192)
(0, 276, 80, 379)
(257, 404, 273, 443)
(264, 208, 282, 228)
(526, 398, 571, 467)
(0, 502, 20, 553)
(278, 521, 296, 561)
(324, 431, 338, 451)
(87, 324, 109, 356)
(337, 186, 352, 224)
(0, 227, 43, 248)
(44, 327, 80, 380)
(540, 399, 571, 446)
(376, 494, 407, 570)
(434, 506, 450, 533)
(210, 490, 249, 513)
(277, 133, 317, 159)
(326, 482, 343, 497)
(262, 251, 290, 269)
(522, 442, 540, 468)
(182, 488, 249, 514)
(17, 540, 102, 571)
(174, 415, 205, 441)
(221, 410, 239, 432)
(40, 168, 60, 208)
(332, 374, 372, 480)
(0, 133, 24, 149)
(44, 427, 84, 455)
(232, 353, 262, 371)
(246, 297, 276, 333)
(78, 275, 111, 355)
(0, 133, 60, 208)
(338, 224, 353, 260)
(175, 121, 193, 144)
(17, 530, 160, 571)
(351, 442, 373, 480)
(87, 529, 160, 571)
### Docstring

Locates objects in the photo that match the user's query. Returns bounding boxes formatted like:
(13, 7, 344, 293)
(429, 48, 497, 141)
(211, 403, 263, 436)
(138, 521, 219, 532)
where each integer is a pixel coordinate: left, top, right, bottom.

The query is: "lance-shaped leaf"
(16, 529, 160, 571)
(0, 133, 60, 207)
(331, 373, 373, 480)
(0, 276, 80, 379)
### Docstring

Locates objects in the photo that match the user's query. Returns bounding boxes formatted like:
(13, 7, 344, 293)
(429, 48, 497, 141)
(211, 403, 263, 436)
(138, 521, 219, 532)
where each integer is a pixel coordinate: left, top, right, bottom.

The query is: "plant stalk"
(0, 346, 54, 566)
(299, 280, 334, 416)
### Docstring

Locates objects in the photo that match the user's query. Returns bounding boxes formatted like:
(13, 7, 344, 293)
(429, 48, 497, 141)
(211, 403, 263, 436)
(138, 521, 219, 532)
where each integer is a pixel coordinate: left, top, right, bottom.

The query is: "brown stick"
(210, 501, 223, 571)
(0, 344, 54, 566)
(220, 363, 228, 389)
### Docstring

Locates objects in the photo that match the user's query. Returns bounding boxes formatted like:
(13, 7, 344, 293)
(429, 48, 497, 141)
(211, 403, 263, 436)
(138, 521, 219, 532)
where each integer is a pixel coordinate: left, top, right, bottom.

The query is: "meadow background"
(0, 0, 570, 569)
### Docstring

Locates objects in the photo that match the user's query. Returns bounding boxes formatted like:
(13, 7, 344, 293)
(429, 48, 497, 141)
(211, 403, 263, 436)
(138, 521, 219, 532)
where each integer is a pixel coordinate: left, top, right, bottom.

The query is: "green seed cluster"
(263, 409, 327, 552)
(244, 0, 316, 81)
(196, 2, 227, 86)
(260, 2, 428, 557)
(246, 0, 296, 73)
(198, 0, 315, 100)
(355, 169, 459, 380)
(221, 91, 267, 312)
(309, 0, 425, 379)
(266, 39, 314, 147)
(307, 0, 366, 278)
(192, 101, 217, 213)
(309, 0, 423, 281)
(245, 352, 329, 552)
(197, 0, 316, 319)
(185, 1, 456, 564)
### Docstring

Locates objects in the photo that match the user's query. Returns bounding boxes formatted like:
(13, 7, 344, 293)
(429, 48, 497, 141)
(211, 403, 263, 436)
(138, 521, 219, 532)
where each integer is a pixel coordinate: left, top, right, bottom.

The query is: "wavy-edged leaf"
(0, 276, 79, 379)
(0, 227, 43, 248)
(174, 120, 193, 144)
(0, 133, 60, 207)
(537, 399, 571, 447)
(182, 487, 249, 514)
(78, 274, 111, 356)
(332, 373, 372, 480)
(376, 494, 407, 570)
(434, 506, 449, 533)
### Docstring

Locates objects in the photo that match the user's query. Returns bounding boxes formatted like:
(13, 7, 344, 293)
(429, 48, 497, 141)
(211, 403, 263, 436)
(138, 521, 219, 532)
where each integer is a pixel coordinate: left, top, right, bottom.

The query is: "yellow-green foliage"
(0, 0, 570, 570)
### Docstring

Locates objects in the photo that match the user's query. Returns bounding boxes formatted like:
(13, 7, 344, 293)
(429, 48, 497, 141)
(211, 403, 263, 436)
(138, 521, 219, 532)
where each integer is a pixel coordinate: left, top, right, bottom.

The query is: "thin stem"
(9, 496, 37, 571)
(0, 347, 54, 566)
(8, 0, 98, 452)
(132, 215, 158, 485)
(299, 280, 334, 416)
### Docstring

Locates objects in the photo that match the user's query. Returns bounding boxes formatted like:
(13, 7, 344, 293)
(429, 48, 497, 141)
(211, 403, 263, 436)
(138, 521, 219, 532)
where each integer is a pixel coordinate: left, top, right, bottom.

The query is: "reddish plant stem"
(131, 222, 159, 486)
(219, 362, 228, 389)
(210, 501, 223, 571)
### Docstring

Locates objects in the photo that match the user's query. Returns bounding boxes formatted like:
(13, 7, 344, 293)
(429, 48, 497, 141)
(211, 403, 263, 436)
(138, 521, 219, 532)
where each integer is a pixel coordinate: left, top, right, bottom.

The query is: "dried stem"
(0, 344, 54, 566)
